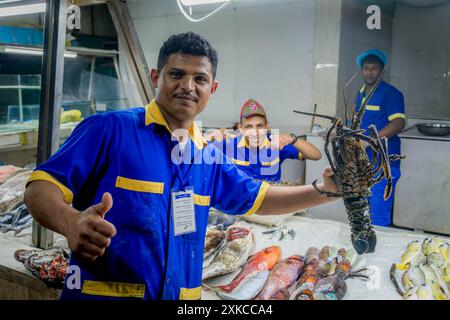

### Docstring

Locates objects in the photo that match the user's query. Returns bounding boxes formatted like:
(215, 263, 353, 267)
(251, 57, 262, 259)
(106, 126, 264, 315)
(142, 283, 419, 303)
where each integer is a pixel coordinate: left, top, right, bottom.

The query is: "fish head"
(262, 246, 282, 268)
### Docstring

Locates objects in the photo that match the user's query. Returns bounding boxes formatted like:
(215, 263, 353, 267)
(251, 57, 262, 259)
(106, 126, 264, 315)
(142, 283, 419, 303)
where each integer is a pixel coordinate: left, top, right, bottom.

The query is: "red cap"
(240, 98, 266, 120)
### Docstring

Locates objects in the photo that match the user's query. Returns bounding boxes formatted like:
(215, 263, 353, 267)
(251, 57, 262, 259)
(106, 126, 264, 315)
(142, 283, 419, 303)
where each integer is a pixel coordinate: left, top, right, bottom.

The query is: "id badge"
(171, 186, 196, 236)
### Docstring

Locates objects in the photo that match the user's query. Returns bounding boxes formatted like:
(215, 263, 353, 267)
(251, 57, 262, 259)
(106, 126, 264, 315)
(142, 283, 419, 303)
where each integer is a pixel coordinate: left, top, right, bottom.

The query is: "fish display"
(14, 248, 70, 288)
(390, 237, 450, 300)
(254, 255, 304, 300)
(202, 223, 254, 280)
(0, 204, 32, 235)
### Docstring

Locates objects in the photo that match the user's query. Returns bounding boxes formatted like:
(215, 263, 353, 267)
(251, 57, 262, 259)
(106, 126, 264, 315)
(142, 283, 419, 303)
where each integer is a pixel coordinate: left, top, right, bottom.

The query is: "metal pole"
(32, 0, 69, 249)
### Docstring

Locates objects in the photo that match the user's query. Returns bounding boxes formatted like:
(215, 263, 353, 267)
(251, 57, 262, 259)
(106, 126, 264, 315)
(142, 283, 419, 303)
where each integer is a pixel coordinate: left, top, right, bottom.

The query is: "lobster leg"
(324, 119, 340, 175)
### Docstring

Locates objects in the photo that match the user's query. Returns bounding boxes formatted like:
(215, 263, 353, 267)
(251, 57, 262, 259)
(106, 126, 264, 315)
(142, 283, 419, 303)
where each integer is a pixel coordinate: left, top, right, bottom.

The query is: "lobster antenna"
(343, 72, 358, 126)
(353, 51, 395, 129)
(293, 110, 336, 122)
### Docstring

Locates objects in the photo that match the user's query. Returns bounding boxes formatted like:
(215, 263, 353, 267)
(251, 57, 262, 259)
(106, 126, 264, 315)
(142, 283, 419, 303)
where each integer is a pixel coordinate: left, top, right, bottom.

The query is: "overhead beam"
(107, 0, 155, 104)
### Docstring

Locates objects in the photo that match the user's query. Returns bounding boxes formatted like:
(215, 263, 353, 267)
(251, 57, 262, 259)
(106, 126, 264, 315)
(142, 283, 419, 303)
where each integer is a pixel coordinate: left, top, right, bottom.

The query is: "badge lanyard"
(164, 131, 197, 236)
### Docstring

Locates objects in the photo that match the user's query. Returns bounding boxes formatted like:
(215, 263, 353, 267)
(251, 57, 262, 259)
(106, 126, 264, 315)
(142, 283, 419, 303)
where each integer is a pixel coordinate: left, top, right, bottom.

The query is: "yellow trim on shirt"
(81, 280, 145, 298)
(365, 105, 380, 111)
(243, 181, 270, 216)
(27, 170, 73, 204)
(298, 152, 304, 160)
(388, 113, 406, 121)
(193, 194, 210, 206)
(261, 158, 280, 166)
(145, 100, 207, 150)
(179, 287, 201, 300)
(115, 176, 164, 194)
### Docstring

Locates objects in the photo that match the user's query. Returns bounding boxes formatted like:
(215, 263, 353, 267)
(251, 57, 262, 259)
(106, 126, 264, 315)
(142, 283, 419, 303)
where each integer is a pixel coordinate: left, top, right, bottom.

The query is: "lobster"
(295, 54, 403, 255)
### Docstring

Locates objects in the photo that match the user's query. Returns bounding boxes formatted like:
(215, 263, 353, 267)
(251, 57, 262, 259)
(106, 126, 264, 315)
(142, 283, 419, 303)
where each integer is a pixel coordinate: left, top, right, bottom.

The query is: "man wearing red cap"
(215, 98, 321, 182)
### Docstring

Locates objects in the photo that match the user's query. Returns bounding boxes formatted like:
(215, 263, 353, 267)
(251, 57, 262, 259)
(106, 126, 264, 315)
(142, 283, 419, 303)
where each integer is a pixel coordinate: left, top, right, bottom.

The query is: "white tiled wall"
(391, 2, 450, 120)
(127, 0, 317, 131)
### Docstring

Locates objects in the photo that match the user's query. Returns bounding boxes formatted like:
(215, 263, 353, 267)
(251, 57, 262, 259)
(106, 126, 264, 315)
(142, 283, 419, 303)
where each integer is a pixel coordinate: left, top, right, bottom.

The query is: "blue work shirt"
(27, 100, 269, 300)
(214, 134, 303, 182)
(355, 80, 405, 167)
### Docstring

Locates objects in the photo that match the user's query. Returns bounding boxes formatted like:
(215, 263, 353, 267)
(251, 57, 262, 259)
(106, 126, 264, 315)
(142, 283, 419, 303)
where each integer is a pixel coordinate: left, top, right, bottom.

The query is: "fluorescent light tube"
(181, 0, 229, 6)
(0, 3, 46, 18)
(4, 47, 77, 58)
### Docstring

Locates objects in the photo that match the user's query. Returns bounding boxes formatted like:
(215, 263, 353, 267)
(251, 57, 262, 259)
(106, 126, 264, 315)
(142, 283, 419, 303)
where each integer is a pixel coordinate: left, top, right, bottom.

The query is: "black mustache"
(173, 94, 198, 102)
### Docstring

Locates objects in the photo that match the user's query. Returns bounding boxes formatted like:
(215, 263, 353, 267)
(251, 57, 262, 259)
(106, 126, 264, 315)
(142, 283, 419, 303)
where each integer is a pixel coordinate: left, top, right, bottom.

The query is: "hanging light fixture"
(177, 0, 234, 23)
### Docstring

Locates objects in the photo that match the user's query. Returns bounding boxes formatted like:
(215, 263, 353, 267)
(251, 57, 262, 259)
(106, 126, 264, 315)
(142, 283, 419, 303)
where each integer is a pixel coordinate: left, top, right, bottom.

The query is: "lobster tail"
(343, 196, 377, 254)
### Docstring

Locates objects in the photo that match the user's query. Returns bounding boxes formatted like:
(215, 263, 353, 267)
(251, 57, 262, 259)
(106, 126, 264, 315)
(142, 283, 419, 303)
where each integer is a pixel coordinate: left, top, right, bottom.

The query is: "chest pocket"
(114, 176, 165, 233)
(115, 176, 164, 194)
(365, 105, 380, 112)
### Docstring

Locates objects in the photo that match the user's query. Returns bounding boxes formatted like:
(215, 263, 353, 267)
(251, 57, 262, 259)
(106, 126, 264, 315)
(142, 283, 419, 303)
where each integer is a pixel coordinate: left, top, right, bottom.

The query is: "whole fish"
(290, 247, 320, 300)
(202, 223, 254, 280)
(422, 237, 439, 256)
(204, 227, 226, 259)
(396, 250, 426, 270)
(313, 256, 352, 300)
(218, 246, 281, 293)
(254, 255, 304, 300)
(419, 264, 447, 300)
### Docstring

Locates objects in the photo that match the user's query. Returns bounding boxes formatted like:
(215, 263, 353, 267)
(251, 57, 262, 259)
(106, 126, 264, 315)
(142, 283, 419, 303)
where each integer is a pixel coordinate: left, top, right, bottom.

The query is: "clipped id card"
(171, 186, 196, 236)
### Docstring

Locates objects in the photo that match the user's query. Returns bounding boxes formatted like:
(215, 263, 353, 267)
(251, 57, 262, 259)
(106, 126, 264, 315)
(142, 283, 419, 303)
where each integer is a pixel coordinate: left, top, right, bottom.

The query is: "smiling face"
(151, 53, 218, 128)
(239, 115, 268, 148)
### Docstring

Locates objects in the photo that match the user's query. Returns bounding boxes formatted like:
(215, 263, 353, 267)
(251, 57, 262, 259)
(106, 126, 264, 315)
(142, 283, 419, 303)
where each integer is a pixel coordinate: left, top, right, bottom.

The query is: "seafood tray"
(202, 222, 367, 300)
(390, 237, 449, 300)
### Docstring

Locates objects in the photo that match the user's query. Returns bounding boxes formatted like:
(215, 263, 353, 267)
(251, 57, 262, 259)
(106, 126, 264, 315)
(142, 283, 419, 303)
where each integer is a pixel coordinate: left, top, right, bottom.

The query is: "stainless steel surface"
(416, 123, 450, 136)
(394, 138, 450, 235)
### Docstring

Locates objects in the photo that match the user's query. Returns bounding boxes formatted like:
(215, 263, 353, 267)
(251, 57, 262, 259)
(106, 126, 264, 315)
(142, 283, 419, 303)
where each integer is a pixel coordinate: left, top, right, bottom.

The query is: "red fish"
(218, 246, 281, 293)
(254, 255, 304, 300)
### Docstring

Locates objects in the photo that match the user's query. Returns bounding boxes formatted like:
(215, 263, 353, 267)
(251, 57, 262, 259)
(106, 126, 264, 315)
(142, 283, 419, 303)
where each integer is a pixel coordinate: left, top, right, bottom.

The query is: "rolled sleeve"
(210, 150, 269, 216)
(385, 89, 406, 122)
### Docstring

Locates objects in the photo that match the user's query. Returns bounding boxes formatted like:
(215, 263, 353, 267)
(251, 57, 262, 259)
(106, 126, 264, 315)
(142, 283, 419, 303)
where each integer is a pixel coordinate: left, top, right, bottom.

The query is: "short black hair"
(157, 32, 219, 79)
(362, 55, 384, 69)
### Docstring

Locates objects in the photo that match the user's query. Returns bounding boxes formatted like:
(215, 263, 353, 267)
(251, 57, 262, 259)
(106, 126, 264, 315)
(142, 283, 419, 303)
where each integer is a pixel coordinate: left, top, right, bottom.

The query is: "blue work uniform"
(355, 80, 405, 226)
(214, 135, 303, 182)
(27, 100, 270, 300)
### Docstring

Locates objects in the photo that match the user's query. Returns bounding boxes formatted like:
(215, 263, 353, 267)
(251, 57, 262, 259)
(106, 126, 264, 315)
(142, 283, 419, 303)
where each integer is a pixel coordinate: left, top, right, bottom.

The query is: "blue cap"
(356, 49, 388, 68)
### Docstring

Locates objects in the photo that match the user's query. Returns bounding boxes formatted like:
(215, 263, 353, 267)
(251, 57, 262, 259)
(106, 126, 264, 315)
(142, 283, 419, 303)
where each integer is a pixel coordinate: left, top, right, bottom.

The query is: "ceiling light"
(3, 47, 77, 58)
(0, 2, 46, 18)
(181, 0, 229, 6)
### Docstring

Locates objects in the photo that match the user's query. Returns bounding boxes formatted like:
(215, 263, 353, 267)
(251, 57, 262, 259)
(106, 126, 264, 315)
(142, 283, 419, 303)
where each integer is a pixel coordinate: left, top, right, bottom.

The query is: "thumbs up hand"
(66, 192, 117, 262)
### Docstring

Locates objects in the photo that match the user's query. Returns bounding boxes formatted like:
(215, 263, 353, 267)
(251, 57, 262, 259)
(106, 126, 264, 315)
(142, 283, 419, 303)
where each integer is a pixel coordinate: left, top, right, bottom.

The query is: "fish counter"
(201, 214, 450, 300)
(0, 208, 448, 300)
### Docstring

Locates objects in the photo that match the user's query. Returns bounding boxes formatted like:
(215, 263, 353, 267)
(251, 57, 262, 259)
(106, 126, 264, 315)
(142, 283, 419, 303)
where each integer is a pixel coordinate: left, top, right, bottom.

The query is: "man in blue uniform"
(355, 49, 406, 226)
(214, 98, 321, 182)
(24, 32, 338, 300)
